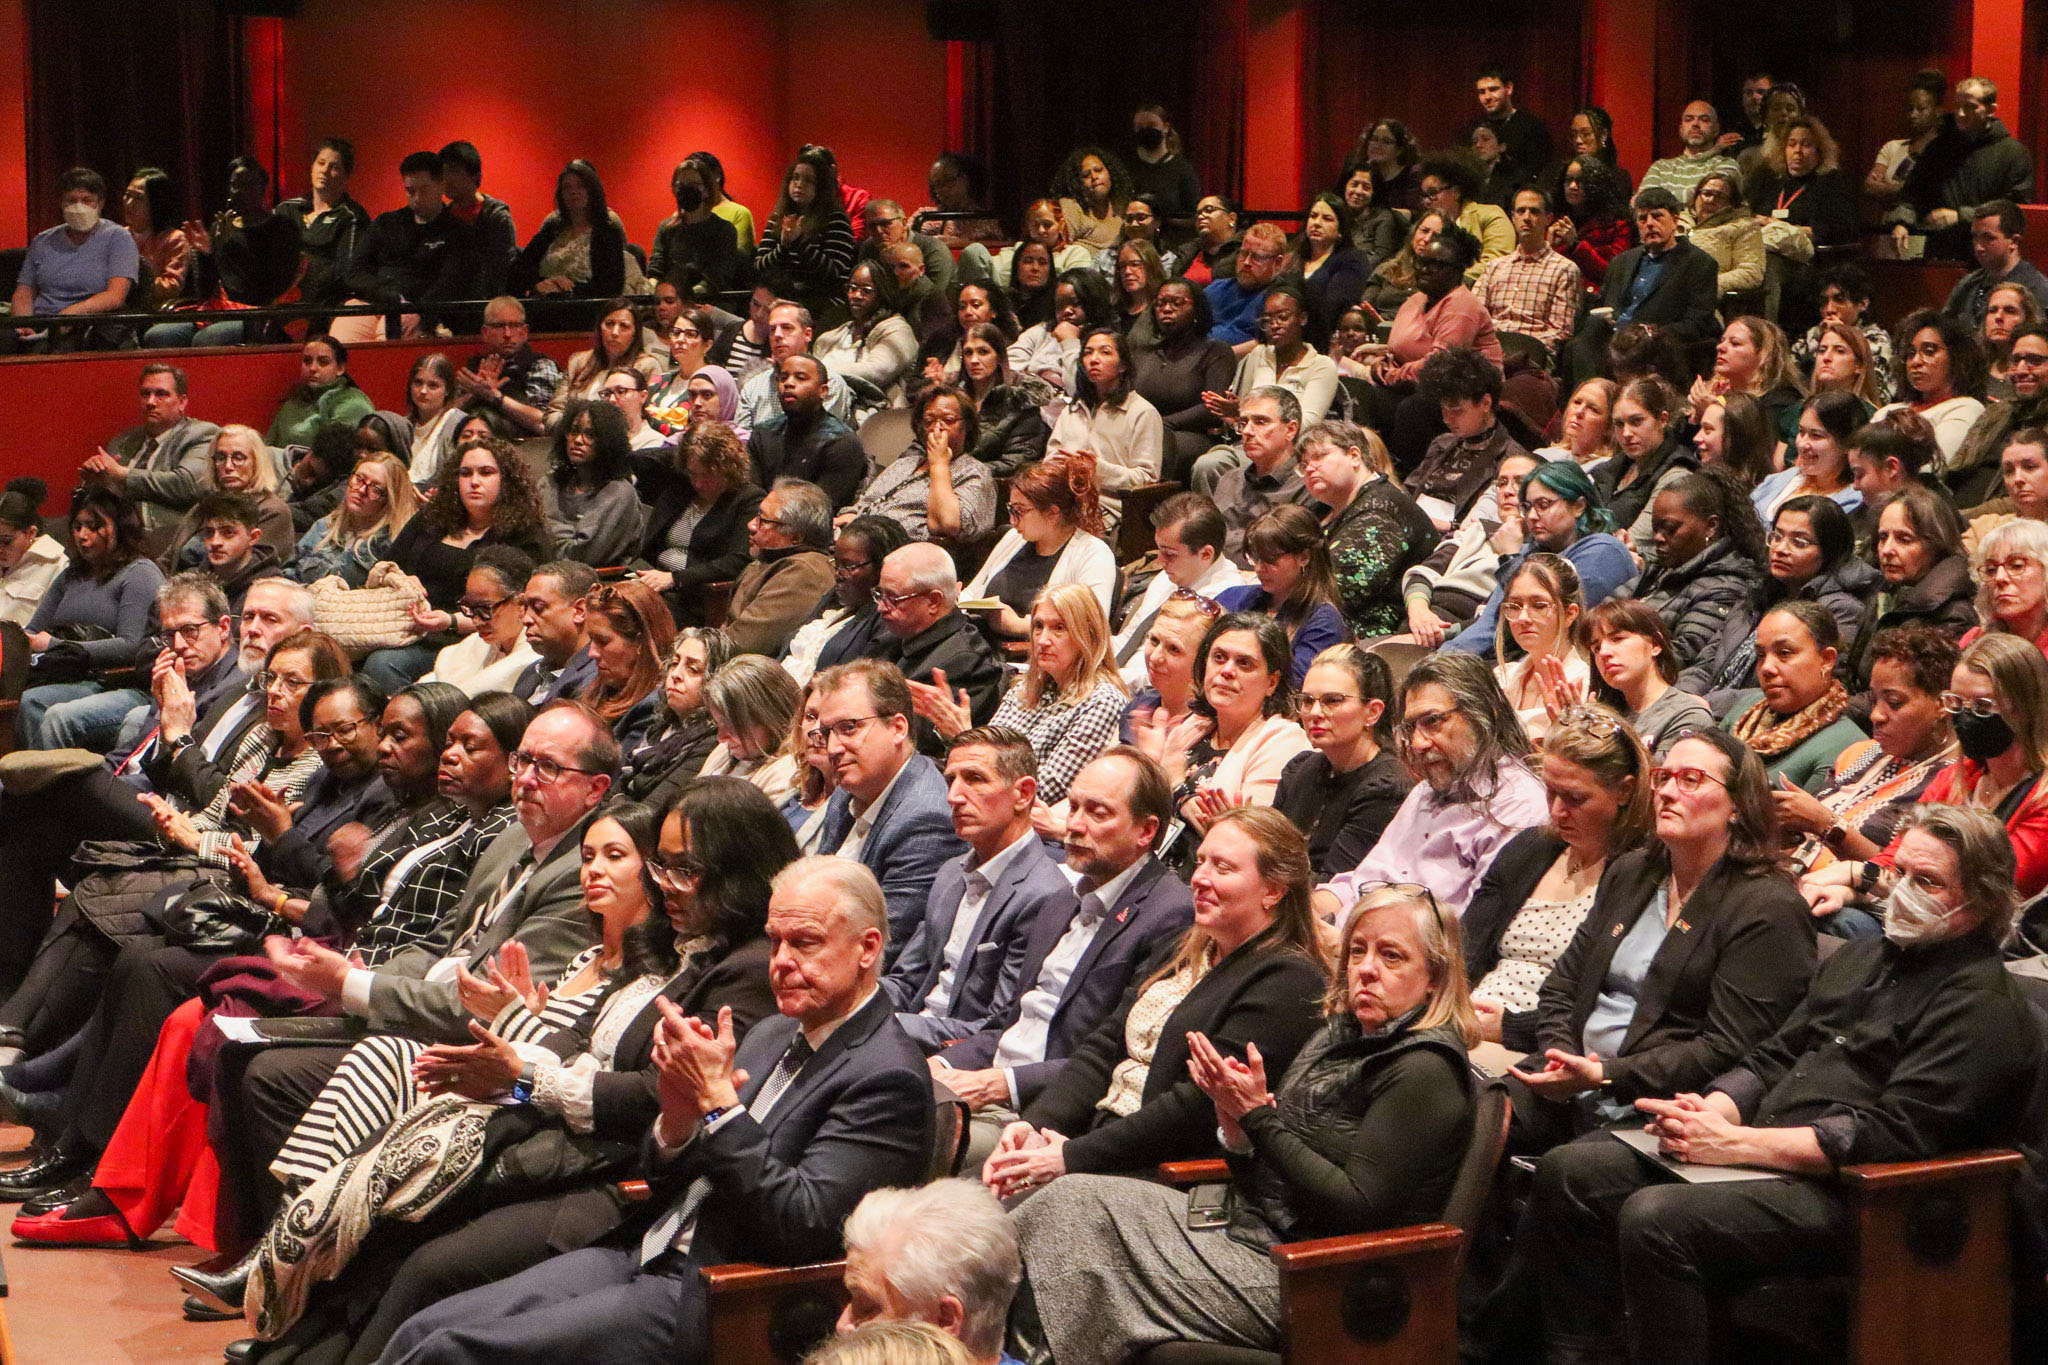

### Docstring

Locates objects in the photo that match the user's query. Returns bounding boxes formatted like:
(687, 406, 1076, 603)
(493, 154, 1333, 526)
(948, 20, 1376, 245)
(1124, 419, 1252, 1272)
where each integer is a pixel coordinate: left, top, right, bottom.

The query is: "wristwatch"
(509, 1062, 538, 1105)
(1821, 821, 1849, 853)
(700, 1104, 734, 1128)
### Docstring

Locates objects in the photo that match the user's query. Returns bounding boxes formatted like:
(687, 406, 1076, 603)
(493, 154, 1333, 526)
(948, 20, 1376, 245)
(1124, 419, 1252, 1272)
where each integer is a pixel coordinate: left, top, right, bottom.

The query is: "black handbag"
(477, 1104, 638, 1198)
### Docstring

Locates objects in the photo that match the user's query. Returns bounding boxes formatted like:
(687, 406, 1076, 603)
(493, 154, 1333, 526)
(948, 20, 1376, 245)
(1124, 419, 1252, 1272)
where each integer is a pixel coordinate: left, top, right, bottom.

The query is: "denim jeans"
(33, 685, 150, 752)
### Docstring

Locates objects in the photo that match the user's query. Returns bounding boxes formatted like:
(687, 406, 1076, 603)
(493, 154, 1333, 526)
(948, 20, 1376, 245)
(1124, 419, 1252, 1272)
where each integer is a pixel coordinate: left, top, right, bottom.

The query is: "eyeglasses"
(752, 513, 792, 529)
(833, 557, 874, 577)
(148, 620, 219, 652)
(1348, 881, 1444, 920)
(256, 670, 313, 694)
(305, 716, 372, 748)
(806, 714, 885, 745)
(458, 595, 513, 617)
(2009, 351, 2048, 369)
(508, 749, 599, 784)
(1767, 529, 1817, 550)
(1167, 587, 1224, 617)
(599, 385, 640, 398)
(1298, 691, 1362, 713)
(1503, 598, 1558, 619)
(1005, 502, 1039, 522)
(649, 852, 707, 887)
(345, 473, 388, 497)
(1650, 766, 1726, 794)
(1939, 692, 2004, 718)
(873, 587, 935, 611)
(1522, 494, 1567, 516)
(1397, 707, 1460, 739)
(1983, 555, 2044, 579)
(1552, 705, 1624, 738)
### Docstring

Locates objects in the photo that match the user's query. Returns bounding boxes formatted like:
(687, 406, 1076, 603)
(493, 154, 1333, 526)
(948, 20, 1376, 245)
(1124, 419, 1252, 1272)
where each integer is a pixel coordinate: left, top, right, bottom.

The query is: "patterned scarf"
(1730, 679, 1850, 758)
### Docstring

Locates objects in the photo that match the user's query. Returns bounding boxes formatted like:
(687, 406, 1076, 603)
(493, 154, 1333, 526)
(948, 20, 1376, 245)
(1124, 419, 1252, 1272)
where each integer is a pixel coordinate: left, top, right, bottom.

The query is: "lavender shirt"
(1319, 759, 1548, 916)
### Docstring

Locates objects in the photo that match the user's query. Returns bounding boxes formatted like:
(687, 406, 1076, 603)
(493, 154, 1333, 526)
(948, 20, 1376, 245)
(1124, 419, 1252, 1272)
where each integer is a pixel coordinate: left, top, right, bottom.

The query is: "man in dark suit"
(204, 701, 614, 1241)
(813, 660, 970, 965)
(885, 727, 1068, 1051)
(873, 543, 1006, 751)
(933, 748, 1195, 1168)
(512, 562, 599, 706)
(1565, 187, 1722, 385)
(380, 855, 934, 1363)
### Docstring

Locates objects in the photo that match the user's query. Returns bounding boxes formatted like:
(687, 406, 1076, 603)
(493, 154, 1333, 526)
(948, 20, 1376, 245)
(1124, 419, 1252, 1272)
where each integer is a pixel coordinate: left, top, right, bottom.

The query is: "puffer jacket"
(1846, 552, 1980, 688)
(971, 380, 1054, 476)
(1945, 395, 2048, 509)
(1222, 1013, 1473, 1251)
(1639, 538, 1764, 672)
(1680, 556, 1883, 695)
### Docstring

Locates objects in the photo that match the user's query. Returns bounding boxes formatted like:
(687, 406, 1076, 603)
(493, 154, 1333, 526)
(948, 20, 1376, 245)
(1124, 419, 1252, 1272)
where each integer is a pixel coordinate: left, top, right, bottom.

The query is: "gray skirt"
(1013, 1174, 1282, 1365)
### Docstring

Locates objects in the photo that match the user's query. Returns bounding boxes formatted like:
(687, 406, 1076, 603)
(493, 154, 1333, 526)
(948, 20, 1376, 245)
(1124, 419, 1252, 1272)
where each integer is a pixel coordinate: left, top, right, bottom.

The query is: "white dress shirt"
(923, 830, 1038, 1016)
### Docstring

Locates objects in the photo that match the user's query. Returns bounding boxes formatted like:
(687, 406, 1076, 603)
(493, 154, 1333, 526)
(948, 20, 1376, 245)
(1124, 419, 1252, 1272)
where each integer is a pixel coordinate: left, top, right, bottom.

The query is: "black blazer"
(536, 936, 778, 1250)
(510, 214, 628, 299)
(1593, 239, 1721, 344)
(1025, 927, 1326, 1173)
(1534, 847, 1816, 1103)
(630, 988, 933, 1268)
(1461, 829, 1571, 1053)
(940, 855, 1195, 1108)
(1297, 246, 1372, 350)
(640, 480, 765, 622)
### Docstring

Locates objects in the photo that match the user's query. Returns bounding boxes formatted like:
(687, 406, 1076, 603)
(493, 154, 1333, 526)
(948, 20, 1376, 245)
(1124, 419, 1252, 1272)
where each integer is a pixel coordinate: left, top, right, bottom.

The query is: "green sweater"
(1721, 690, 1868, 793)
(267, 381, 375, 449)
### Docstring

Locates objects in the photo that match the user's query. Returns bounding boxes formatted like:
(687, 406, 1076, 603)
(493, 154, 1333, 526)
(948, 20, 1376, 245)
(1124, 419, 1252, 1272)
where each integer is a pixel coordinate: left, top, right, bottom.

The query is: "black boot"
(173, 1240, 261, 1312)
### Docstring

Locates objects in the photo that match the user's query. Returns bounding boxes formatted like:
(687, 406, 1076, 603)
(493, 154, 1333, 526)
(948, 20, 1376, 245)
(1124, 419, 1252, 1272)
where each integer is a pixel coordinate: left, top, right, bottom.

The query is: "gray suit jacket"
(362, 810, 601, 1042)
(110, 418, 222, 534)
(884, 834, 1068, 1050)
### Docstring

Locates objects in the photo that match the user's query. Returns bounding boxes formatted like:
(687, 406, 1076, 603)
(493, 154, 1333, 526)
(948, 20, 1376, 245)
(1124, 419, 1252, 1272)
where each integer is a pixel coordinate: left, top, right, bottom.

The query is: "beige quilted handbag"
(310, 561, 427, 655)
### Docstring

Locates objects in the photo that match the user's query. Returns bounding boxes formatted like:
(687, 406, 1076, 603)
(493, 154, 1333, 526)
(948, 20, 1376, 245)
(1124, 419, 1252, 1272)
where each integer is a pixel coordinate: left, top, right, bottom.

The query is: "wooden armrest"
(702, 1260, 848, 1294)
(1158, 1158, 1230, 1186)
(1267, 1222, 1462, 1271)
(1840, 1150, 2024, 1193)
(615, 1179, 652, 1202)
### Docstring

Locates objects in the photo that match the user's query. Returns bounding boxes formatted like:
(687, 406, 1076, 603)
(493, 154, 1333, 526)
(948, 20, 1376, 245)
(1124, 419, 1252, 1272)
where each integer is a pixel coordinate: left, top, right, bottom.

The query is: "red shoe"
(11, 1191, 142, 1248)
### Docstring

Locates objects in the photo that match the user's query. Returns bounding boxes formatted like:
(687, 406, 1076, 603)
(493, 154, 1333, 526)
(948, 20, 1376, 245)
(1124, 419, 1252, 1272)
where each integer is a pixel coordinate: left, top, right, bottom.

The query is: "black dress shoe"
(19, 1172, 89, 1217)
(173, 1241, 258, 1312)
(223, 1339, 259, 1364)
(0, 1149, 88, 1202)
(184, 1295, 241, 1323)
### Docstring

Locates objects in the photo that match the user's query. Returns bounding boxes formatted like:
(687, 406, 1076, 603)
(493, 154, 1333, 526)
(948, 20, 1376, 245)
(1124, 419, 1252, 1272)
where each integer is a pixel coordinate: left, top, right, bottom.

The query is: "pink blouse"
(1384, 287, 1504, 384)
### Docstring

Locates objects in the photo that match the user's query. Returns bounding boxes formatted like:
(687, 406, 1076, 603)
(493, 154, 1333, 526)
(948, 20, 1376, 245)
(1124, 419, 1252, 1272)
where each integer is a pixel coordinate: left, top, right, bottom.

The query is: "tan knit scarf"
(1731, 680, 1850, 758)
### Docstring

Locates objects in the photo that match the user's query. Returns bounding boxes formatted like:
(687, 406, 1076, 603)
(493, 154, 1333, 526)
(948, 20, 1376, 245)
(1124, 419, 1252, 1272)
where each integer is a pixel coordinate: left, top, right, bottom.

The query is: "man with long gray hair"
(1315, 650, 1544, 918)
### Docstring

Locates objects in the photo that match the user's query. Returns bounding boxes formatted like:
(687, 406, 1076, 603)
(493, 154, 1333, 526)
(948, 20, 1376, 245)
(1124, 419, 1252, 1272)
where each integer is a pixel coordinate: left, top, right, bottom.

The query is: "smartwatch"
(509, 1062, 538, 1105)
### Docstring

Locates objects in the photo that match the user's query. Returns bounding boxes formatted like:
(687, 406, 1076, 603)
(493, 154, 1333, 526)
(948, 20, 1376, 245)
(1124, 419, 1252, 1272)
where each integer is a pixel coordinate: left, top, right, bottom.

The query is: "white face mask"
(1882, 876, 1965, 947)
(62, 203, 100, 232)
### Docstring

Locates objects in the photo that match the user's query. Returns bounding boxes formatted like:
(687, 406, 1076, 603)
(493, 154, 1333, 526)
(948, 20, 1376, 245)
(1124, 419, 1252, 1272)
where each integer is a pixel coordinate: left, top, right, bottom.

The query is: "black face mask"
(1135, 127, 1166, 152)
(675, 185, 705, 213)
(1952, 707, 2016, 762)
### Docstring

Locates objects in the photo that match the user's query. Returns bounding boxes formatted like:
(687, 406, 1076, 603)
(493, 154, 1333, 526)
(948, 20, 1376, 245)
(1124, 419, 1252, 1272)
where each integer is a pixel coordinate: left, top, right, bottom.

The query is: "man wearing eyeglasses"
(455, 296, 560, 436)
(812, 659, 969, 966)
(874, 543, 1005, 750)
(1203, 220, 1288, 354)
(220, 700, 616, 1232)
(725, 480, 838, 657)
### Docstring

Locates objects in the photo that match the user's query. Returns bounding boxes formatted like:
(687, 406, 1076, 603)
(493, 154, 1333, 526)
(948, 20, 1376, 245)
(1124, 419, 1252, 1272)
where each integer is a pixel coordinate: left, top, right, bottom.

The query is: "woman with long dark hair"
(614, 626, 733, 811)
(546, 298, 664, 429)
(581, 578, 680, 754)
(1052, 145, 1134, 253)
(511, 160, 631, 312)
(266, 334, 374, 449)
(1134, 279, 1235, 483)
(1273, 644, 1413, 880)
(1878, 309, 1987, 470)
(753, 145, 856, 321)
(1047, 326, 1165, 513)
(1216, 504, 1349, 686)
(545, 399, 645, 568)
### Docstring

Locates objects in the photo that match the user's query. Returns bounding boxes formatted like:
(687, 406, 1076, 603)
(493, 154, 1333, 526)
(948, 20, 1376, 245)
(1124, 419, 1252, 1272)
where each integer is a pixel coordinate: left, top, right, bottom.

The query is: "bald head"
(877, 542, 958, 638)
(1679, 100, 1720, 152)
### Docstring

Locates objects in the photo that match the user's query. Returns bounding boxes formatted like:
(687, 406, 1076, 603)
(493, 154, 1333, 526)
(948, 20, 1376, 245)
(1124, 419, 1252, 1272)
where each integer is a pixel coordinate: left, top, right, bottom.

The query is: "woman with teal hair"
(1444, 460, 1639, 654)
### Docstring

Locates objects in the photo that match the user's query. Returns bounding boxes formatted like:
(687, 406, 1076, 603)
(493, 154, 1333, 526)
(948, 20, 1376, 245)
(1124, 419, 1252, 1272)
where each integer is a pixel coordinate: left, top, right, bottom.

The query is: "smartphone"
(1184, 1182, 1230, 1230)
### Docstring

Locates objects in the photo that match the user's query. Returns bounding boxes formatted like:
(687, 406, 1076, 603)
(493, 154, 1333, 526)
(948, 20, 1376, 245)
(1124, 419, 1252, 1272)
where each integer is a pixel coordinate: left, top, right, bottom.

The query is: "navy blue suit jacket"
(939, 855, 1195, 1108)
(884, 834, 1069, 1050)
(817, 754, 969, 966)
(516, 647, 599, 707)
(638, 989, 933, 1269)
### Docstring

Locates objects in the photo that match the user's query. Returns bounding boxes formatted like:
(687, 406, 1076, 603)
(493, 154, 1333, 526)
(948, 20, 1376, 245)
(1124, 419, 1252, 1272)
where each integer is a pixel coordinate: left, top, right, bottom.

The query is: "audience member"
(849, 385, 997, 542)
(7, 167, 137, 352)
(1582, 598, 1715, 755)
(748, 354, 866, 511)
(1366, 228, 1503, 470)
(1336, 158, 1406, 271)
(1208, 388, 1311, 558)
(1636, 468, 1768, 672)
(265, 334, 374, 449)
(1179, 194, 1242, 287)
(1051, 145, 1131, 253)
(832, 1181, 1019, 1365)
(276, 138, 371, 306)
(1950, 320, 2048, 505)
(1317, 651, 1546, 916)
(1469, 65, 1553, 175)
(1866, 69, 1949, 212)
(870, 542, 1005, 728)
(1684, 172, 1764, 301)
(1597, 376, 1697, 546)
(77, 362, 222, 552)
(1914, 77, 2037, 258)
(1122, 590, 1214, 741)
(756, 146, 858, 320)
(1981, 280, 2044, 398)
(1204, 221, 1289, 351)
(785, 517, 912, 685)
(507, 158, 632, 322)
(1215, 504, 1347, 686)
(1942, 200, 2048, 328)
(0, 480, 64, 628)
(1684, 494, 1875, 696)
(1110, 493, 1251, 677)
(650, 155, 750, 297)
(963, 454, 1117, 639)
(547, 298, 665, 428)
(1549, 157, 1636, 291)
(883, 727, 1068, 1049)
(1401, 451, 1545, 646)
(1405, 345, 1528, 529)
(1564, 188, 1720, 385)
(334, 150, 481, 342)
(141, 156, 300, 348)
(740, 300, 857, 429)
(633, 418, 762, 623)
(1489, 553, 1593, 747)
(1640, 100, 1742, 201)
(1720, 600, 1864, 790)
(513, 561, 599, 706)
(1692, 314, 1805, 440)
(812, 659, 971, 958)
(434, 139, 518, 307)
(1880, 308, 1987, 468)
(1795, 265, 1894, 399)
(1445, 459, 1634, 657)
(419, 544, 539, 696)
(454, 296, 563, 437)
(1272, 644, 1411, 880)
(1692, 391, 1776, 489)
(611, 624, 725, 805)
(718, 479, 832, 656)
(1474, 188, 1581, 361)
(1300, 418, 1438, 639)
(1846, 486, 1976, 686)
(1753, 391, 1866, 522)
(1291, 191, 1370, 349)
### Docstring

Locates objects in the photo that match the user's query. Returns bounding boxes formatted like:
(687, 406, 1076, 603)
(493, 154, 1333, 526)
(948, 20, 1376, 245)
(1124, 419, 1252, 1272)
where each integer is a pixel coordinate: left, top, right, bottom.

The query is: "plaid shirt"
(1473, 245, 1582, 354)
(991, 675, 1129, 806)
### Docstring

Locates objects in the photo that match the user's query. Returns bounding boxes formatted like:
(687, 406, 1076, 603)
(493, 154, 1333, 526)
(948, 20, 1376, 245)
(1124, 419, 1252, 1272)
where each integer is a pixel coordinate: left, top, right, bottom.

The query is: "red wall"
(0, 335, 585, 512)
(267, 0, 946, 247)
(0, 0, 27, 245)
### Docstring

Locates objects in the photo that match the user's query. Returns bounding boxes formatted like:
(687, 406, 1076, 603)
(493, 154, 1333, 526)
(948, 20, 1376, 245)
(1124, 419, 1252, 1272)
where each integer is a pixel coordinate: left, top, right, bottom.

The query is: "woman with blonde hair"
(1535, 379, 1620, 474)
(1007, 868, 1471, 1365)
(286, 450, 418, 587)
(913, 580, 1128, 811)
(804, 1321, 974, 1365)
(166, 423, 295, 566)
(1491, 553, 1590, 747)
(1689, 315, 1805, 441)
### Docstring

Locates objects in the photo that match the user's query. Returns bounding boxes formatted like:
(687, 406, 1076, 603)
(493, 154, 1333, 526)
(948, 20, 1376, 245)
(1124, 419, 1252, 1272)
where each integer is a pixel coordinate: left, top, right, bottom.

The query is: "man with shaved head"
(874, 542, 1006, 743)
(1639, 101, 1741, 203)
